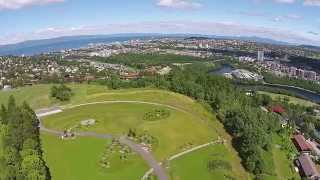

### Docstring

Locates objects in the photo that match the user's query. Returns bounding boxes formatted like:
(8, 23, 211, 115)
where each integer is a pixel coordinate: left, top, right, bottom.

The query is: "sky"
(1, 0, 320, 45)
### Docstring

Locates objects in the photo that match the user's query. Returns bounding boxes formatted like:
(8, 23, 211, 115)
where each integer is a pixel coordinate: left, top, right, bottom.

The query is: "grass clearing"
(272, 134, 299, 180)
(169, 144, 238, 180)
(258, 91, 318, 107)
(0, 84, 108, 109)
(41, 132, 148, 180)
(42, 102, 218, 160)
(0, 84, 249, 179)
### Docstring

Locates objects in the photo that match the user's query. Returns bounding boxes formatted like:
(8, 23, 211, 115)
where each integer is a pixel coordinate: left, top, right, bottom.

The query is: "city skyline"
(1, 0, 320, 45)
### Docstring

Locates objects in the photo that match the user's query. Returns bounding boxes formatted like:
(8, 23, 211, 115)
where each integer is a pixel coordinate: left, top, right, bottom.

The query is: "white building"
(257, 51, 265, 61)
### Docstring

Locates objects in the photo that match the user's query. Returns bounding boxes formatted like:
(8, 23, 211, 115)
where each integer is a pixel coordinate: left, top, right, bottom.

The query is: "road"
(36, 102, 169, 180)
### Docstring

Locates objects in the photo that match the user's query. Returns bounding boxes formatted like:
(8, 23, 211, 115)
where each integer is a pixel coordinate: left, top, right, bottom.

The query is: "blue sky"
(0, 0, 320, 45)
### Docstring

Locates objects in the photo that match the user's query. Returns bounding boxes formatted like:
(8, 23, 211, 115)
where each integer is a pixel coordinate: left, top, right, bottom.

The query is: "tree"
(50, 84, 72, 101)
(0, 97, 51, 179)
(21, 155, 47, 179)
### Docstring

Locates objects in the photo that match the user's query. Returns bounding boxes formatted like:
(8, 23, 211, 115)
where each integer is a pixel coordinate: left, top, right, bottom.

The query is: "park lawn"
(0, 84, 249, 178)
(42, 103, 218, 160)
(41, 132, 148, 180)
(169, 144, 238, 180)
(258, 91, 318, 107)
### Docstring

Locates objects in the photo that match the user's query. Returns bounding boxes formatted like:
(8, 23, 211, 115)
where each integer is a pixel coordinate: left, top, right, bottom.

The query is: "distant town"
(1, 37, 320, 90)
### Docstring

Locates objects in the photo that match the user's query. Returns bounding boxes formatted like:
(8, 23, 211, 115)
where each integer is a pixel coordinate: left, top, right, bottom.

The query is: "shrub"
(143, 109, 170, 121)
(207, 160, 232, 172)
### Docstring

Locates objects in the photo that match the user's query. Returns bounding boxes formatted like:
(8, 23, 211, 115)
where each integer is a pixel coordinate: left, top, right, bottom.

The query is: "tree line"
(0, 96, 50, 180)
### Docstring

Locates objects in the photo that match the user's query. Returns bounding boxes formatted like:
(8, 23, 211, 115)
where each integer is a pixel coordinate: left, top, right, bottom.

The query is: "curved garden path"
(36, 100, 199, 180)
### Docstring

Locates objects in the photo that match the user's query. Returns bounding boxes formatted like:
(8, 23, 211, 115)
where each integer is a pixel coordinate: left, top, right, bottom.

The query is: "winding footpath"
(35, 100, 191, 180)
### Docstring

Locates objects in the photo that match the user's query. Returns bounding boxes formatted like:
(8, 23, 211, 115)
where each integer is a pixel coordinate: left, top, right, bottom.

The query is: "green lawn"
(258, 91, 318, 107)
(169, 144, 237, 180)
(272, 134, 300, 180)
(0, 84, 108, 109)
(42, 102, 218, 160)
(0, 84, 249, 179)
(41, 133, 148, 180)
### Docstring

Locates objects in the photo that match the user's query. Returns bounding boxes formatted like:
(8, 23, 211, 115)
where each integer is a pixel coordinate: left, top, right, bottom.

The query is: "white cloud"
(274, 0, 295, 3)
(0, 0, 64, 10)
(156, 0, 202, 9)
(304, 0, 320, 6)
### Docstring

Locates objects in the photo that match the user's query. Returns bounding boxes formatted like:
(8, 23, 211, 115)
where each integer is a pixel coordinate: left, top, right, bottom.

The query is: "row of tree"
(0, 96, 50, 180)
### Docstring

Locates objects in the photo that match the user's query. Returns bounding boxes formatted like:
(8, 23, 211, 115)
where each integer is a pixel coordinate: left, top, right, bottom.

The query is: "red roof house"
(296, 154, 320, 179)
(293, 134, 312, 152)
(271, 105, 285, 114)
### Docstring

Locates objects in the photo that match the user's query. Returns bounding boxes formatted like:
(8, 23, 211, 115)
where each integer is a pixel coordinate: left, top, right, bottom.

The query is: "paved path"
(36, 102, 169, 180)
(142, 139, 224, 179)
(120, 137, 169, 180)
(65, 100, 190, 114)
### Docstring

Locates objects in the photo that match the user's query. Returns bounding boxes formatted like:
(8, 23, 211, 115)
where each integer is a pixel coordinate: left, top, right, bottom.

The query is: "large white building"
(257, 51, 265, 61)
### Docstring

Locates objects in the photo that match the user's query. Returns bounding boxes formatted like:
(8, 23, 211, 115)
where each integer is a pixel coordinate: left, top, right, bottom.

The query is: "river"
(210, 64, 320, 104)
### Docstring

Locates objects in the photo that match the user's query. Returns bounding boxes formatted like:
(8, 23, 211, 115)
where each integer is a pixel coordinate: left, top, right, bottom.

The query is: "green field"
(0, 84, 250, 180)
(43, 102, 218, 160)
(272, 134, 299, 180)
(41, 133, 148, 180)
(169, 144, 238, 180)
(258, 91, 318, 107)
(0, 84, 108, 109)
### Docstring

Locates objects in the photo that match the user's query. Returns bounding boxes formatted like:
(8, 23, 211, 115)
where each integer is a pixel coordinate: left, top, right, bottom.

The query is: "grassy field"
(169, 144, 238, 180)
(0, 84, 249, 179)
(258, 91, 318, 107)
(41, 133, 148, 180)
(272, 134, 300, 180)
(0, 84, 108, 109)
(43, 102, 218, 160)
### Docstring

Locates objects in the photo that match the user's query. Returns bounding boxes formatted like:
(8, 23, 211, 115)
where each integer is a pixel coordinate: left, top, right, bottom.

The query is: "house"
(296, 154, 320, 180)
(2, 85, 12, 91)
(120, 72, 140, 80)
(293, 134, 312, 153)
(271, 105, 285, 114)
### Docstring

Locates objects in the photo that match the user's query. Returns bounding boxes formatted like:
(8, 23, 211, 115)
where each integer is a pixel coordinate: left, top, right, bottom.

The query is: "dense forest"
(0, 96, 50, 180)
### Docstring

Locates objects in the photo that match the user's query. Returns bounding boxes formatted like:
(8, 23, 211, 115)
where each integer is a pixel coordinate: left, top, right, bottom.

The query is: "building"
(257, 51, 264, 61)
(304, 70, 317, 81)
(120, 72, 140, 80)
(297, 69, 305, 78)
(2, 85, 12, 91)
(293, 134, 312, 153)
(290, 67, 297, 77)
(296, 154, 320, 180)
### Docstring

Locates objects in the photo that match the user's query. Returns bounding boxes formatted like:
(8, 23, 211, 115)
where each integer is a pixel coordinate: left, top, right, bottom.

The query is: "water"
(209, 64, 234, 75)
(211, 64, 320, 103)
(0, 35, 154, 56)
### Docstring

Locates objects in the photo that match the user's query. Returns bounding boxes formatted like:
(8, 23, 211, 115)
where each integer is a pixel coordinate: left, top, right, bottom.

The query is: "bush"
(50, 84, 72, 101)
(143, 109, 170, 121)
(207, 160, 232, 172)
